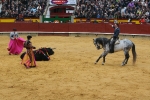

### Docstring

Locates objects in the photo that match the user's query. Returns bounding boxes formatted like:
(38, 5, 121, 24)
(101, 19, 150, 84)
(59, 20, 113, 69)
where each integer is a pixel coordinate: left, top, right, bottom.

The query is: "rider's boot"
(110, 45, 114, 53)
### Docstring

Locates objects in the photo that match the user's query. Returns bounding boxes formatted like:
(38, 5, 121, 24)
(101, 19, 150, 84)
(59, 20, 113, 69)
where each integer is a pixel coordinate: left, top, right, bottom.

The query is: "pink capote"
(8, 37, 25, 55)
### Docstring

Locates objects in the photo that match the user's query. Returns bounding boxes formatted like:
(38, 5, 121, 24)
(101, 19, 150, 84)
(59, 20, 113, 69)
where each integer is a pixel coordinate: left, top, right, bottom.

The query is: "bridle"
(94, 39, 103, 49)
(96, 43, 103, 49)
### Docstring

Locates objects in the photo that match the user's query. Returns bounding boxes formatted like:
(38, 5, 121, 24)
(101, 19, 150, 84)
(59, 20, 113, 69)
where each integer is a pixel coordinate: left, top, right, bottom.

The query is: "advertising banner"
(50, 0, 76, 5)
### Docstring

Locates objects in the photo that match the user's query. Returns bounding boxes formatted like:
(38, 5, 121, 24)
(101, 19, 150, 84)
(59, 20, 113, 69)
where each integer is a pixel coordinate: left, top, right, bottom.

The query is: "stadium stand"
(74, 0, 150, 23)
(0, 0, 47, 20)
(0, 0, 150, 24)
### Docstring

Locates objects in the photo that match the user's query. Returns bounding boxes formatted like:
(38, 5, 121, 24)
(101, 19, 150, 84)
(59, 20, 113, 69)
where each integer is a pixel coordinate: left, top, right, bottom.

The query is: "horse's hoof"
(121, 64, 125, 66)
(102, 63, 104, 65)
(94, 62, 97, 64)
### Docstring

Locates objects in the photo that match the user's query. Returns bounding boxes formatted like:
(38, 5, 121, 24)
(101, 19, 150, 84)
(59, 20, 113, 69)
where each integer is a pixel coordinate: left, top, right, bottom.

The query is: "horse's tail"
(132, 43, 137, 64)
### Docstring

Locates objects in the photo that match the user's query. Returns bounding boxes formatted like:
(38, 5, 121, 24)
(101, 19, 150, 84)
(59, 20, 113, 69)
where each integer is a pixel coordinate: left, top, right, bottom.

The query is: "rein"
(101, 38, 105, 48)
(97, 38, 104, 49)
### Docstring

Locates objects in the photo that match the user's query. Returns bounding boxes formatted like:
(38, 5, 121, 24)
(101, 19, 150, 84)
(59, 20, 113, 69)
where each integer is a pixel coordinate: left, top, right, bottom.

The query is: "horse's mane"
(96, 37, 110, 47)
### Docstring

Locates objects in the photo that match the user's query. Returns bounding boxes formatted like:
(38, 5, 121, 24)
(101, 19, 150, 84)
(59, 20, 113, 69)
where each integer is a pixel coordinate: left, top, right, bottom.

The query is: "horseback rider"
(110, 23, 120, 53)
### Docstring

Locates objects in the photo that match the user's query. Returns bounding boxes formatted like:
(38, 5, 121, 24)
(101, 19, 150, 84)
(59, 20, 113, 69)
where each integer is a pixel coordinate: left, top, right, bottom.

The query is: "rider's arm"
(109, 23, 115, 28)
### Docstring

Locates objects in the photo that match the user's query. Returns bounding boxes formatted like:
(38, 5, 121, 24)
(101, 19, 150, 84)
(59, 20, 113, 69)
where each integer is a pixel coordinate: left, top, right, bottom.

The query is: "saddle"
(110, 37, 120, 45)
(115, 39, 120, 44)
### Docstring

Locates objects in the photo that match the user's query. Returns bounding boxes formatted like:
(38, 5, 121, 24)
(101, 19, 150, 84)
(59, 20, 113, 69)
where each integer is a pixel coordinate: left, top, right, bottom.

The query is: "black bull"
(20, 48, 54, 61)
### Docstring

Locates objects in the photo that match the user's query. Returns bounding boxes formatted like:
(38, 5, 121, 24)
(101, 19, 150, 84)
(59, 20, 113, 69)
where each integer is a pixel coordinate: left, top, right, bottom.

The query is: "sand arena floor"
(0, 35, 150, 100)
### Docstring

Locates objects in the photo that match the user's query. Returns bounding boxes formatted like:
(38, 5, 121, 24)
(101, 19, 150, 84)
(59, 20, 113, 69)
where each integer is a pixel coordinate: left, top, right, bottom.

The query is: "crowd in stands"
(1, 0, 150, 23)
(0, 0, 47, 20)
(74, 0, 150, 23)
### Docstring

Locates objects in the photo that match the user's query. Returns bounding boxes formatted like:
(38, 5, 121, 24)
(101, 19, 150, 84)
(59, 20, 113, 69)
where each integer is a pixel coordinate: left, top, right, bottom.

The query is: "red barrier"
(0, 23, 39, 32)
(53, 23, 69, 32)
(0, 23, 150, 35)
(139, 24, 150, 34)
(86, 23, 106, 33)
(38, 23, 53, 32)
(69, 23, 88, 32)
(120, 24, 139, 34)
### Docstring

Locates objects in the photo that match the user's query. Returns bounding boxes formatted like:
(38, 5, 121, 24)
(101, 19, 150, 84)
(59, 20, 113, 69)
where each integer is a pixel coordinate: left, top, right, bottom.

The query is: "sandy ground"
(0, 35, 150, 100)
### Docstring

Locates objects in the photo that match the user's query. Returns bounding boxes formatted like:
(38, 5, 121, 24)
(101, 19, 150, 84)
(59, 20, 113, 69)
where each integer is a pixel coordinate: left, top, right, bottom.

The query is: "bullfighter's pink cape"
(8, 37, 25, 55)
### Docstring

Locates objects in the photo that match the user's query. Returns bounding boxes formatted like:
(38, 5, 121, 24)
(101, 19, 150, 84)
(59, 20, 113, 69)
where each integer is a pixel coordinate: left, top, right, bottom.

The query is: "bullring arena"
(0, 32, 150, 100)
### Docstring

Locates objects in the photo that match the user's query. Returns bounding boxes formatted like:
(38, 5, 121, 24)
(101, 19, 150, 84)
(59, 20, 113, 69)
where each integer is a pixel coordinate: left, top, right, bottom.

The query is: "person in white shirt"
(7, 28, 25, 55)
(10, 28, 18, 39)
(37, 4, 41, 10)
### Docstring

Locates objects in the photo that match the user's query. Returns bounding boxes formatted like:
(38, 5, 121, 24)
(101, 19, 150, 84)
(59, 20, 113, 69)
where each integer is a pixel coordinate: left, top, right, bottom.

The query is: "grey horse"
(93, 37, 137, 66)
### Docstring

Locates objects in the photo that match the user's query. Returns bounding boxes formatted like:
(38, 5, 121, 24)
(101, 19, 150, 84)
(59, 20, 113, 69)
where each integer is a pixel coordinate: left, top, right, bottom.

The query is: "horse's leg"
(122, 50, 130, 66)
(95, 52, 108, 65)
(124, 52, 130, 65)
(122, 50, 127, 66)
(102, 53, 108, 65)
(102, 56, 105, 65)
(95, 55, 102, 64)
(122, 58, 126, 66)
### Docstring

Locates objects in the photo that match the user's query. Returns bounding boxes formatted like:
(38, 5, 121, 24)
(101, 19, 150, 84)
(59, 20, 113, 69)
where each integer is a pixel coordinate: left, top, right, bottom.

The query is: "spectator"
(148, 0, 150, 8)
(145, 17, 150, 23)
(29, 18, 33, 22)
(30, 6, 37, 15)
(128, 18, 132, 22)
(139, 16, 146, 23)
(93, 19, 98, 23)
(0, 1, 2, 16)
(0, 0, 47, 18)
(127, 1, 135, 8)
(121, 7, 126, 18)
(97, 13, 100, 18)
(15, 16, 19, 21)
(37, 4, 41, 10)
(74, 0, 150, 20)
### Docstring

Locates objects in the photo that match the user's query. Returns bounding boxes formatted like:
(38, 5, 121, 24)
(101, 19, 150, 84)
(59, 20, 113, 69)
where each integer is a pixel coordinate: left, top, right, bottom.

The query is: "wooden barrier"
(0, 23, 150, 35)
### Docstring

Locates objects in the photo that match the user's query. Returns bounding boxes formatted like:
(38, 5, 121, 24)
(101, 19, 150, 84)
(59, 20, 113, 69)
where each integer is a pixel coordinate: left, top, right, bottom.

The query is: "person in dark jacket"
(110, 23, 120, 53)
